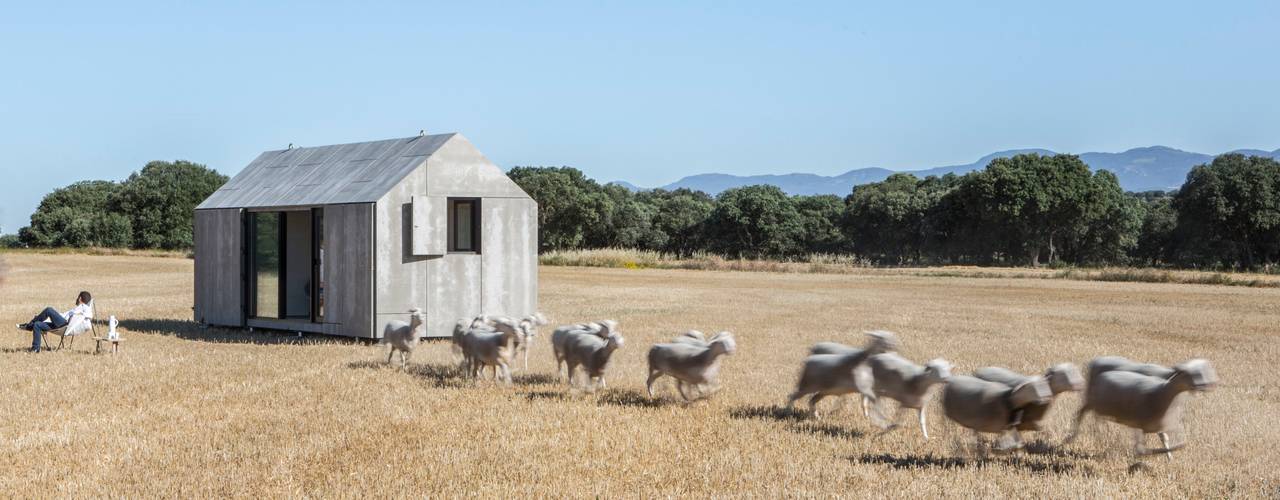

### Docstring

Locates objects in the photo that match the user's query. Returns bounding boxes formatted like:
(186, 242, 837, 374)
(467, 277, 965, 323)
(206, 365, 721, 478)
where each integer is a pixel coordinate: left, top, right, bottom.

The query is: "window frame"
(447, 197, 482, 254)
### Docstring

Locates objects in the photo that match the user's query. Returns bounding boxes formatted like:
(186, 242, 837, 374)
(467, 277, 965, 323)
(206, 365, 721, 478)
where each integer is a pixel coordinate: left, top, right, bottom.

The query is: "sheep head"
(709, 331, 737, 356)
(605, 331, 625, 349)
(924, 358, 952, 384)
(1008, 377, 1053, 408)
(1045, 363, 1085, 394)
(598, 320, 619, 336)
(408, 308, 425, 334)
(1173, 358, 1218, 392)
(863, 330, 900, 354)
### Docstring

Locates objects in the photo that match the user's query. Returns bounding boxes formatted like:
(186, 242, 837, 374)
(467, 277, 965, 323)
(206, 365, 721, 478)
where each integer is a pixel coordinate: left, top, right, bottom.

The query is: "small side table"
(93, 337, 123, 355)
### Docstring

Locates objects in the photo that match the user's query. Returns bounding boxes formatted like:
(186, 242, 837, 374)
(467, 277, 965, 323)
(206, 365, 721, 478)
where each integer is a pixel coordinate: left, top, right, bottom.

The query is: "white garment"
(62, 301, 94, 336)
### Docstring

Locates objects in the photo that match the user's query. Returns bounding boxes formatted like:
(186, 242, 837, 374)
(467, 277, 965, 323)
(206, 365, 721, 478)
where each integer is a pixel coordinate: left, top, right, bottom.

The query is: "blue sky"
(1, 1, 1277, 232)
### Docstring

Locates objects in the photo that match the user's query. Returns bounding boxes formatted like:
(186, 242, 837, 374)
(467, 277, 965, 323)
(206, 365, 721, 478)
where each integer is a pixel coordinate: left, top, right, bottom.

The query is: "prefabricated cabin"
(193, 133, 538, 338)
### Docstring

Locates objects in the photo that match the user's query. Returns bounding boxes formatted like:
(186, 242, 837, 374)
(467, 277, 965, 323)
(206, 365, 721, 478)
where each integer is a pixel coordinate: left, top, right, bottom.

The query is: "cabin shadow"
(728, 404, 811, 422)
(118, 318, 371, 346)
(345, 360, 468, 388)
(852, 453, 1082, 476)
(596, 388, 678, 409)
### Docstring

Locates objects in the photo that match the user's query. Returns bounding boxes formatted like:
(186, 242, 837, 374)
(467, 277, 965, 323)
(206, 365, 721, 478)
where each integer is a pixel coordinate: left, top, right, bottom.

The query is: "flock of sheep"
(383, 309, 1218, 462)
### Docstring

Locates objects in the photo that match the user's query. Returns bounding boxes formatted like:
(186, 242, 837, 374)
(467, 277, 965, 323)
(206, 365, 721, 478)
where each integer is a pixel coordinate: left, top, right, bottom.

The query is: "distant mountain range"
(610, 146, 1280, 195)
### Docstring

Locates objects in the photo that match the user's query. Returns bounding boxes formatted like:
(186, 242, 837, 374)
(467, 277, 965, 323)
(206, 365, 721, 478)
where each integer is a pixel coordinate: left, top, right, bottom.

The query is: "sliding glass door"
(249, 209, 323, 321)
(252, 212, 281, 318)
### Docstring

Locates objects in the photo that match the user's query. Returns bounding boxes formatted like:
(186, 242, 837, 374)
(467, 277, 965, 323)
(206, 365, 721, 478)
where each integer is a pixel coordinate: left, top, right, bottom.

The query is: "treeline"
(8, 161, 227, 250)
(510, 153, 1280, 270)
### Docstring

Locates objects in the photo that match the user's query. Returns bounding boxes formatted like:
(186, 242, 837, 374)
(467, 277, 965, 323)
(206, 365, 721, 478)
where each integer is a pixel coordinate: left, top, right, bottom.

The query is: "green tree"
(1065, 171, 1143, 265)
(705, 185, 804, 259)
(110, 160, 228, 249)
(843, 173, 954, 263)
(793, 194, 845, 254)
(599, 184, 667, 249)
(507, 166, 611, 251)
(1171, 154, 1280, 268)
(18, 180, 133, 248)
(641, 188, 714, 255)
(959, 154, 1102, 266)
(1133, 193, 1177, 266)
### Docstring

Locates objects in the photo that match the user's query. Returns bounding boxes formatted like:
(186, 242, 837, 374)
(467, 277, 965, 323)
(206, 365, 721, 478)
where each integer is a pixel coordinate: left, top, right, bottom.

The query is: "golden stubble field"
(0, 252, 1277, 498)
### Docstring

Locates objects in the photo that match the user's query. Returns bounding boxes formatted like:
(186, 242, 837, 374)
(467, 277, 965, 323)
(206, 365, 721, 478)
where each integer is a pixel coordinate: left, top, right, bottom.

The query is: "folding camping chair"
(38, 300, 97, 352)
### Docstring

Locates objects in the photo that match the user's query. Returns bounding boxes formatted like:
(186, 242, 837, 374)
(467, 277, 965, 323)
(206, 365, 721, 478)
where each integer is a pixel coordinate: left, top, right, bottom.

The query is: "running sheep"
(1065, 358, 1217, 460)
(551, 320, 617, 379)
(563, 330, 625, 392)
(785, 330, 900, 416)
(943, 374, 1053, 451)
(856, 353, 952, 439)
(646, 331, 737, 401)
(383, 308, 425, 368)
(460, 317, 523, 384)
(974, 363, 1085, 434)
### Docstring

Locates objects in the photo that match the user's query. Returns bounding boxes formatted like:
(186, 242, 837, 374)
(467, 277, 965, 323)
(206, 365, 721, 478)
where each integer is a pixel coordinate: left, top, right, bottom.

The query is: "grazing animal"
(807, 332, 904, 416)
(460, 318, 522, 384)
(785, 330, 900, 415)
(646, 331, 737, 400)
(550, 320, 616, 378)
(383, 308, 425, 368)
(563, 330, 625, 392)
(513, 313, 549, 372)
(1065, 358, 1217, 460)
(856, 353, 952, 439)
(943, 374, 1053, 451)
(974, 363, 1085, 433)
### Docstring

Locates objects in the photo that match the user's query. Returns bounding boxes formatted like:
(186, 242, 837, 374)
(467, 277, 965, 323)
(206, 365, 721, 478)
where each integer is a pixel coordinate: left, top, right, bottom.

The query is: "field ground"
(1, 252, 1277, 497)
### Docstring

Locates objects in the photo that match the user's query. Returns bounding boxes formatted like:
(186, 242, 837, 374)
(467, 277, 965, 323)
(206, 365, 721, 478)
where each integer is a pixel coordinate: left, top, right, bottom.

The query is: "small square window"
(448, 198, 480, 253)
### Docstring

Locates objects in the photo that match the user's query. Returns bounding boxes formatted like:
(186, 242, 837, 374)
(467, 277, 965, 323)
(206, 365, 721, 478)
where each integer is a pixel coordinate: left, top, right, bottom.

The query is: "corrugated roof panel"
(195, 134, 456, 210)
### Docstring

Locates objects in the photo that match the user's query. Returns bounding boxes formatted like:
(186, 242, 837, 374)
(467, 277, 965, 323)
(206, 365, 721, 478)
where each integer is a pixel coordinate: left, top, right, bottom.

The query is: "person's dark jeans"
(30, 307, 67, 351)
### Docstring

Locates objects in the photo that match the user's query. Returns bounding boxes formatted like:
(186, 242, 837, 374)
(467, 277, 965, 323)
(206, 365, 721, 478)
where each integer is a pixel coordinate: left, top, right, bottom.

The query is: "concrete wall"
(374, 135, 538, 338)
(193, 208, 243, 326)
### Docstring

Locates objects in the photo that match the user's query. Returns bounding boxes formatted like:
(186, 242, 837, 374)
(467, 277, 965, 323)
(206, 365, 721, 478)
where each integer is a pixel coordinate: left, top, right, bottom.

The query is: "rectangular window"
(448, 198, 481, 253)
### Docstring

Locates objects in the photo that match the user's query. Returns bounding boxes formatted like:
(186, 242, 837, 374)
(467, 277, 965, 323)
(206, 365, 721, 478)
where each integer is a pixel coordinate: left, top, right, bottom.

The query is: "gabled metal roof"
(196, 133, 456, 209)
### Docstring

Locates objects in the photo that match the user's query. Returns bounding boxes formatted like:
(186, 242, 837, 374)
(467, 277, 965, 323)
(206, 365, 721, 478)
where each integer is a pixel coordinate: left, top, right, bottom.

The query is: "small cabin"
(193, 133, 538, 338)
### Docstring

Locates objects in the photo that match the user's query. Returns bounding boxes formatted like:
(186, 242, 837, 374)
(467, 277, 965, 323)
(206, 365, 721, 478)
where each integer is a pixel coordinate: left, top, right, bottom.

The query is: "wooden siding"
(325, 203, 375, 338)
(193, 208, 244, 326)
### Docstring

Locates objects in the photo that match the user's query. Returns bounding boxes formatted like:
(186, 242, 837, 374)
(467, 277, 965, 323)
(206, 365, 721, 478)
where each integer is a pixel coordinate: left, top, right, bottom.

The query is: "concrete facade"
(193, 133, 538, 338)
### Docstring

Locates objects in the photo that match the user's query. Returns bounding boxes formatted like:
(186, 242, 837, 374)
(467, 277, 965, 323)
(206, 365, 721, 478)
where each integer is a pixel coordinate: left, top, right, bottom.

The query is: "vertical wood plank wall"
(324, 203, 375, 337)
(193, 208, 244, 326)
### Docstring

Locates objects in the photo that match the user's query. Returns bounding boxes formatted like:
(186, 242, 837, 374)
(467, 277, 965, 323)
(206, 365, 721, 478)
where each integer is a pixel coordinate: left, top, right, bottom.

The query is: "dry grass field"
(1, 252, 1278, 497)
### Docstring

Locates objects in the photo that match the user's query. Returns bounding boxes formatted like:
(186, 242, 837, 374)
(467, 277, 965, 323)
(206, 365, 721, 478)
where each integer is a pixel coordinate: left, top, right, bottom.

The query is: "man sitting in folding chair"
(16, 291, 94, 353)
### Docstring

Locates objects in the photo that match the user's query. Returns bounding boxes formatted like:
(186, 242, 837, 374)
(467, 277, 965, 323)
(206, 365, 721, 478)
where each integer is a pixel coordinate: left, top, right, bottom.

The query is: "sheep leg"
(1064, 407, 1089, 445)
(678, 381, 698, 402)
(501, 362, 512, 385)
(808, 394, 827, 417)
(401, 350, 410, 368)
(867, 398, 894, 429)
(917, 407, 929, 440)
(889, 405, 904, 429)
(1158, 432, 1175, 461)
(646, 371, 662, 397)
(861, 396, 869, 418)
(386, 346, 394, 364)
(785, 391, 804, 410)
(1132, 429, 1146, 457)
